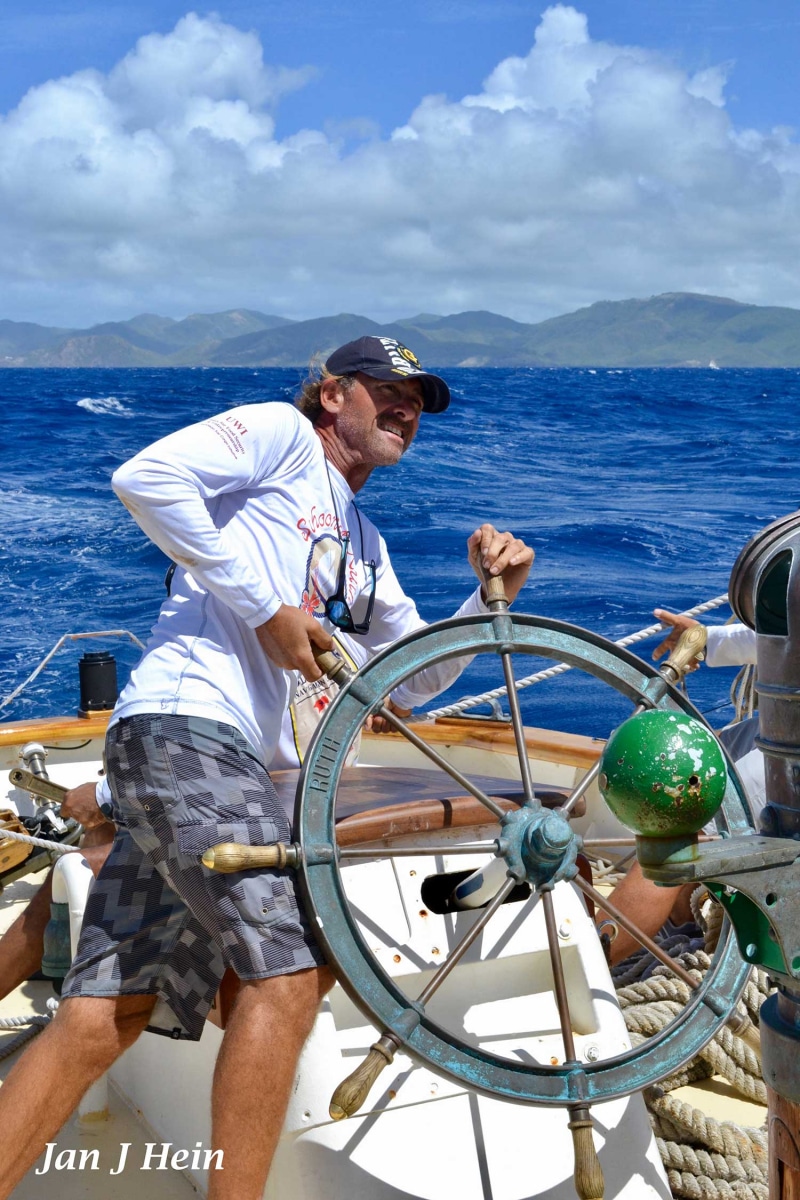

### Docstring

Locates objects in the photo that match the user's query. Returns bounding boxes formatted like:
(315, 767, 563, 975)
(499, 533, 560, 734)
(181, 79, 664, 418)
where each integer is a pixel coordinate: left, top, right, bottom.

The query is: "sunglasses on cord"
(323, 535, 377, 635)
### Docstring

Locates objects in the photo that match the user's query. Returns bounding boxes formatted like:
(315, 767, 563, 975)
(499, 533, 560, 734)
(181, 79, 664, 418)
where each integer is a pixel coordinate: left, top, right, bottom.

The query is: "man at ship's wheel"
(0, 336, 533, 1200)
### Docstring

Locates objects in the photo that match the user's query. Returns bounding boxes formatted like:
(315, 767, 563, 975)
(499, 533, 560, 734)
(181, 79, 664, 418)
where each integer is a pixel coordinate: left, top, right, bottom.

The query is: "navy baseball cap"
(325, 336, 450, 414)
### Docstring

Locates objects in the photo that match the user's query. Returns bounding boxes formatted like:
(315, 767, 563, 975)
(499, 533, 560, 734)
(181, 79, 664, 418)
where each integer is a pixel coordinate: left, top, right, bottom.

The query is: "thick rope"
(0, 1022, 48, 1063)
(730, 665, 757, 724)
(622, 957, 766, 1102)
(0, 1014, 51, 1030)
(0, 1000, 58, 1062)
(613, 894, 770, 1200)
(657, 1061, 715, 1094)
(657, 1139, 767, 1186)
(647, 1093, 767, 1162)
(740, 972, 770, 1023)
(427, 593, 730, 718)
(663, 1168, 768, 1200)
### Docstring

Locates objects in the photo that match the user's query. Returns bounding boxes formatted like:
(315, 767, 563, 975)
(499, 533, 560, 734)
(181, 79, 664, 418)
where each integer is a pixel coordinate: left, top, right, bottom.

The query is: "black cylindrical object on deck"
(78, 650, 118, 716)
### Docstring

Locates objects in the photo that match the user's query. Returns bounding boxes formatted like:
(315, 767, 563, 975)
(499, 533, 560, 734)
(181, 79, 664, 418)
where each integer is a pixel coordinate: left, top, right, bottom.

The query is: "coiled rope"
(427, 594, 730, 719)
(0, 999, 59, 1062)
(615, 891, 770, 1200)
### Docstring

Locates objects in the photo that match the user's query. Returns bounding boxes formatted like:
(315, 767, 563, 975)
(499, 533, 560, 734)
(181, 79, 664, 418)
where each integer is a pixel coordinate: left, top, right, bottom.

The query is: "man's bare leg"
(0, 993, 156, 1197)
(0, 842, 111, 1001)
(209, 965, 335, 1200)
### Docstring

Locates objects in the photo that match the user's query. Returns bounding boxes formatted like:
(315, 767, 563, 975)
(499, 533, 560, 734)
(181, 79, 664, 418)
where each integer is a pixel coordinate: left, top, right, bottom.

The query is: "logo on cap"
(377, 338, 423, 377)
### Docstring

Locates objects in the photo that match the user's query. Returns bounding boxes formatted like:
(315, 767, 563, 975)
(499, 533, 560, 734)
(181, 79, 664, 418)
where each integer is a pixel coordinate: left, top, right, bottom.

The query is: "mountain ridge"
(3, 293, 800, 368)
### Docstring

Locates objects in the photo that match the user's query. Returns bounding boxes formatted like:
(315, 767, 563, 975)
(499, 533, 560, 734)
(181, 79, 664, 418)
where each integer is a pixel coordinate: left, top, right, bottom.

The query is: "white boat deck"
(1, 855, 675, 1200)
(0, 718, 764, 1199)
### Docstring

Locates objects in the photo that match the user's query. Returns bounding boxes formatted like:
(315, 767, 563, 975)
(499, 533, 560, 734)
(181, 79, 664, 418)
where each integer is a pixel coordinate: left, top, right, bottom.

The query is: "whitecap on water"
(76, 396, 133, 416)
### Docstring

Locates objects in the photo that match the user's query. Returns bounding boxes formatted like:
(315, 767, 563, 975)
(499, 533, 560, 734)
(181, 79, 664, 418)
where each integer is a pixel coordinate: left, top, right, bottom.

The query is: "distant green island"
(3, 292, 800, 368)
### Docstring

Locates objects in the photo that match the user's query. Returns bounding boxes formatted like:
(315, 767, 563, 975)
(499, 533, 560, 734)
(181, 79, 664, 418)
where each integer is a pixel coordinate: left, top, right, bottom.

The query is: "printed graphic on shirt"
(300, 532, 348, 621)
(297, 500, 362, 623)
(203, 413, 250, 459)
(289, 637, 361, 765)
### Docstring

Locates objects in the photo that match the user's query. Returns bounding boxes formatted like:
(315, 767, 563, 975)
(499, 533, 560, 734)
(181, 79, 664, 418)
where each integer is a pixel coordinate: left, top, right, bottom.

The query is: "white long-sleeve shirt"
(705, 623, 757, 668)
(111, 401, 487, 764)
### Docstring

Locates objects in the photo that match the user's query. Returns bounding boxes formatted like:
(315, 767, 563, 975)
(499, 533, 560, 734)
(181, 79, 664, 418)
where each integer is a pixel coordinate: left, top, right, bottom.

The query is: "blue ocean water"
(1, 366, 797, 738)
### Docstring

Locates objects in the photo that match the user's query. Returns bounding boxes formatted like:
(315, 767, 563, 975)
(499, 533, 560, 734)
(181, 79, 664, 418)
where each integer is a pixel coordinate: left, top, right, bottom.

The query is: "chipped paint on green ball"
(598, 710, 727, 836)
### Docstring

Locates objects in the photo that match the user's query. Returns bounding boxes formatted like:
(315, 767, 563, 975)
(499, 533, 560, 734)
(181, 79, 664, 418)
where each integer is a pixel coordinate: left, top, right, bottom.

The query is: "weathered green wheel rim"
(297, 613, 752, 1106)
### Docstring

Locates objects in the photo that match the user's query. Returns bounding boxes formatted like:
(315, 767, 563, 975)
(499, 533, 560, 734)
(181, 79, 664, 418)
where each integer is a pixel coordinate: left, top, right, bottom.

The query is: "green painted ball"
(598, 710, 727, 837)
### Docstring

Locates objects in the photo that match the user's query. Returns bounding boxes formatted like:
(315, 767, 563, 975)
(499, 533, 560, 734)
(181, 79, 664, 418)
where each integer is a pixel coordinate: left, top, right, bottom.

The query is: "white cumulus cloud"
(2, 6, 800, 326)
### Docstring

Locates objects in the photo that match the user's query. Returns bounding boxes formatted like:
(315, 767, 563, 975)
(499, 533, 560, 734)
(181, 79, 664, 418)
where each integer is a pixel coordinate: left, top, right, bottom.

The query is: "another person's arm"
(652, 609, 756, 670)
(595, 861, 688, 966)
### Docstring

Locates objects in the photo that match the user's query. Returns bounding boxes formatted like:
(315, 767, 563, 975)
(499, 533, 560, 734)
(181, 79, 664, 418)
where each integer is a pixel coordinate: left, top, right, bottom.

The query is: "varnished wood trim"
(363, 717, 604, 770)
(335, 787, 579, 845)
(0, 714, 603, 771)
(0, 713, 111, 748)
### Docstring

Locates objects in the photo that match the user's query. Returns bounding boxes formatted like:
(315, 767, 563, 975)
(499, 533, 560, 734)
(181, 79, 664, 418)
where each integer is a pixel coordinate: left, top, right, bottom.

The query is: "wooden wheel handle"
(661, 623, 707, 682)
(313, 646, 353, 685)
(329, 1035, 398, 1120)
(201, 841, 299, 871)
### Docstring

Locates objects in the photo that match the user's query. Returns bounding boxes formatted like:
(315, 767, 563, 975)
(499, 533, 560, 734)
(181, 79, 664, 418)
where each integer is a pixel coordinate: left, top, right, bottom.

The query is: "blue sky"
(4, 1, 800, 138)
(2, 1, 800, 326)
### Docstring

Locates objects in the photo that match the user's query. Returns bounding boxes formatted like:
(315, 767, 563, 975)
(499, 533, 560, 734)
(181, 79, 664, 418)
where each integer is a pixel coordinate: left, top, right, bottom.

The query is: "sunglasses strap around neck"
(324, 455, 366, 564)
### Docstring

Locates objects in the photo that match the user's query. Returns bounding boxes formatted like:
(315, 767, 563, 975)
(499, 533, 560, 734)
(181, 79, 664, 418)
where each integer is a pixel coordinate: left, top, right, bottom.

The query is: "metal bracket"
(641, 834, 800, 982)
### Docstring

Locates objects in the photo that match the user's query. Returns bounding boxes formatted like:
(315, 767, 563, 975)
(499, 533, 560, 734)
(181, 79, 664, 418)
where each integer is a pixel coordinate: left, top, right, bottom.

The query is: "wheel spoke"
(573, 874, 759, 1057)
(560, 760, 601, 818)
(338, 841, 499, 860)
(541, 888, 578, 1061)
(541, 888, 606, 1199)
(370, 703, 507, 819)
(499, 651, 538, 806)
(416, 875, 523, 1007)
(573, 875, 702, 991)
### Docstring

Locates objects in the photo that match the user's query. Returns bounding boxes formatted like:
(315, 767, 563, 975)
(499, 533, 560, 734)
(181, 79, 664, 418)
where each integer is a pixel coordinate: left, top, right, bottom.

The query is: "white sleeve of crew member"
(705, 624, 757, 667)
(111, 404, 307, 628)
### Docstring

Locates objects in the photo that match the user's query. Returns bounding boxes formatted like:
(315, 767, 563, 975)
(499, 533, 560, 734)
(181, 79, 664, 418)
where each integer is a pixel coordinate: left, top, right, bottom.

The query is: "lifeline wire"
(0, 629, 145, 712)
(427, 594, 730, 719)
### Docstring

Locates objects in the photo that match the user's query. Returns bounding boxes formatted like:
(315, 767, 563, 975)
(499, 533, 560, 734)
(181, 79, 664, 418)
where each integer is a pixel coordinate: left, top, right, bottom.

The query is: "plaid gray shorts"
(61, 714, 324, 1040)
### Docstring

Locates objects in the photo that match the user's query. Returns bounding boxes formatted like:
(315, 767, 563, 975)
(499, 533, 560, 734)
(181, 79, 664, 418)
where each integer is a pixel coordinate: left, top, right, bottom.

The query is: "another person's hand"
(367, 698, 413, 734)
(652, 609, 702, 670)
(61, 782, 115, 844)
(256, 605, 333, 682)
(467, 524, 534, 604)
